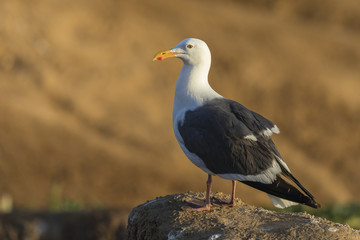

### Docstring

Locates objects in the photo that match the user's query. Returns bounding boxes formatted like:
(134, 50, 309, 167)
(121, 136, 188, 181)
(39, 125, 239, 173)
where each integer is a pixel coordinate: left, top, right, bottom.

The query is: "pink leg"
(230, 180, 236, 206)
(182, 174, 212, 211)
(213, 180, 236, 207)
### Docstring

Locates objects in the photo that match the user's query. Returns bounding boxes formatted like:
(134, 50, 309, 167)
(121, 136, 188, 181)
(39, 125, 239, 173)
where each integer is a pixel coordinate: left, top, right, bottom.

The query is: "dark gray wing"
(178, 98, 280, 175)
(178, 98, 321, 208)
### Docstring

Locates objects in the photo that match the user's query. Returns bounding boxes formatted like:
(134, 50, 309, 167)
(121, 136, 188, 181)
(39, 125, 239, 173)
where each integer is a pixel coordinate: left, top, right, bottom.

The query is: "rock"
(127, 192, 360, 240)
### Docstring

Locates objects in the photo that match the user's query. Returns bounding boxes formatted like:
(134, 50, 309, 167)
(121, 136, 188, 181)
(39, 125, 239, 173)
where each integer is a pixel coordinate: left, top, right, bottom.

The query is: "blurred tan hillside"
(0, 0, 359, 211)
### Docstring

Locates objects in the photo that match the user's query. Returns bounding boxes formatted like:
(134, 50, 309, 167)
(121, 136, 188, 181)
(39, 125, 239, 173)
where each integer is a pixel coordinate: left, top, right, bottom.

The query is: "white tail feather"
(267, 194, 298, 209)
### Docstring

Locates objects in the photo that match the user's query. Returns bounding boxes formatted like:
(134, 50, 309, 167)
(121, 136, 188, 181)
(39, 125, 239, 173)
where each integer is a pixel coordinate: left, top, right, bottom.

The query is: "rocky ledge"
(127, 192, 359, 240)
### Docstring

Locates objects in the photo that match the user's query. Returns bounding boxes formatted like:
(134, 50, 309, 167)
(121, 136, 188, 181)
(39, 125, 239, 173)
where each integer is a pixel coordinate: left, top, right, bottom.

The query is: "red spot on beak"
(157, 56, 163, 61)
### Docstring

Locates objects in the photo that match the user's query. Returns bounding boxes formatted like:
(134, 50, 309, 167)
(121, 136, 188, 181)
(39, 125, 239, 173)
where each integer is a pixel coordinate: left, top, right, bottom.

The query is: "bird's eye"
(186, 44, 194, 49)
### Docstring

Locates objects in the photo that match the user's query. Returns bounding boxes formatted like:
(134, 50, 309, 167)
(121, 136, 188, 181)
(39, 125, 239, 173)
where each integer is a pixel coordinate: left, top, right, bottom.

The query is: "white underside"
(267, 194, 299, 208)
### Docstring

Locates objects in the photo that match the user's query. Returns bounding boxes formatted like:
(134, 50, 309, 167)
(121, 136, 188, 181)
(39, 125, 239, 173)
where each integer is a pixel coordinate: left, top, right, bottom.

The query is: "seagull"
(153, 38, 320, 211)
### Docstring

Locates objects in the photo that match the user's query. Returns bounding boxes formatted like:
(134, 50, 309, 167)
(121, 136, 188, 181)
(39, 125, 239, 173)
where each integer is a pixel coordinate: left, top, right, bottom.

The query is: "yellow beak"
(153, 49, 183, 61)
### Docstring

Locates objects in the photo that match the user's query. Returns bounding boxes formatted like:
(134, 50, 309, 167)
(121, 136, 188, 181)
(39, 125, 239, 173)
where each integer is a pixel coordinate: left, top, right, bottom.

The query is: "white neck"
(173, 62, 222, 120)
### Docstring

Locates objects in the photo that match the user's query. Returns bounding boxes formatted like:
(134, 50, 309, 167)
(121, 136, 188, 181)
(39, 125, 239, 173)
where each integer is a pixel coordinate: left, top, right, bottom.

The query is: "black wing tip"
(307, 199, 321, 209)
(241, 178, 321, 209)
(281, 172, 321, 209)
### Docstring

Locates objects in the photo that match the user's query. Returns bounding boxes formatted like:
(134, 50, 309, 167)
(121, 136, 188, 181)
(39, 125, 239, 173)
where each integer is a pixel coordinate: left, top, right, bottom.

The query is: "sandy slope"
(0, 0, 359, 212)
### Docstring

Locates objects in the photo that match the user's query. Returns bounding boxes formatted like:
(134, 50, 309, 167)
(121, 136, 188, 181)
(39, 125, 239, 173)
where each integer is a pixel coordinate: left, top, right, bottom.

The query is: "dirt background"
(127, 192, 360, 240)
(0, 0, 360, 219)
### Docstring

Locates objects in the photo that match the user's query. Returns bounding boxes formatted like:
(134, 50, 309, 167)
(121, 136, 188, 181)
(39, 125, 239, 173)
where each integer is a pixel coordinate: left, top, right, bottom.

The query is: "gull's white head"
(153, 38, 211, 66)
